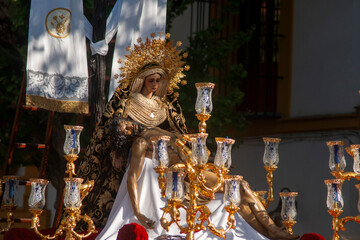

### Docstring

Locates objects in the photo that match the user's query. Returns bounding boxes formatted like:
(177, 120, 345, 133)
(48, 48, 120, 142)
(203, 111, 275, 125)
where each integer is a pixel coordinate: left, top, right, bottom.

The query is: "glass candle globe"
(195, 82, 215, 115)
(28, 178, 49, 210)
(151, 135, 171, 167)
(188, 133, 208, 165)
(165, 170, 185, 201)
(214, 137, 235, 169)
(263, 137, 281, 166)
(279, 192, 298, 221)
(349, 144, 360, 174)
(63, 125, 83, 155)
(326, 141, 346, 172)
(223, 175, 242, 206)
(64, 178, 83, 208)
(325, 179, 344, 210)
(2, 176, 20, 206)
(355, 184, 360, 213)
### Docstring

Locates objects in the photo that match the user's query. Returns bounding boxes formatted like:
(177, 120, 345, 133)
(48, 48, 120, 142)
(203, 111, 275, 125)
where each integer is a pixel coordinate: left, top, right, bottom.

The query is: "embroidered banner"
(26, 0, 91, 113)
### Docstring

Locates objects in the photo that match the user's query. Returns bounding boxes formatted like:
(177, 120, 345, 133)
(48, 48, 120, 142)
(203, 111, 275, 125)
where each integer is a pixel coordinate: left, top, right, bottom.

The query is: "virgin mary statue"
(78, 33, 298, 240)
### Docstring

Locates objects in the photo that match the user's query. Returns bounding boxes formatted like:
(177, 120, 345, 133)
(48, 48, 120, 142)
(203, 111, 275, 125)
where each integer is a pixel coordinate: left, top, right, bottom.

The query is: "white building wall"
(291, 0, 360, 117)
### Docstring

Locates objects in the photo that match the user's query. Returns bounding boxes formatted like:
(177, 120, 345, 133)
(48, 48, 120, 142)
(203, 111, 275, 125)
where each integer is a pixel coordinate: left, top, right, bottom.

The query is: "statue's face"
(143, 73, 162, 94)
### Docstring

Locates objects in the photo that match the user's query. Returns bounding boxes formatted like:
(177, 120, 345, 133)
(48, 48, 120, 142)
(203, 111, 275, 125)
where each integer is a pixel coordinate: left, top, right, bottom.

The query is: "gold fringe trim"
(26, 95, 89, 114)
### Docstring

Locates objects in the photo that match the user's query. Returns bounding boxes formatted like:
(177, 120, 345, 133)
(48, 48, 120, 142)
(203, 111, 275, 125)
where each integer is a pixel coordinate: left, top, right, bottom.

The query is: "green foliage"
(177, 0, 254, 150)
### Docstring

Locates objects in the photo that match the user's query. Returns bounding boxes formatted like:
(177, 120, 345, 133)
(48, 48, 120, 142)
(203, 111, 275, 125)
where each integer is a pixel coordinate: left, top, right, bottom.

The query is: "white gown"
(95, 157, 270, 240)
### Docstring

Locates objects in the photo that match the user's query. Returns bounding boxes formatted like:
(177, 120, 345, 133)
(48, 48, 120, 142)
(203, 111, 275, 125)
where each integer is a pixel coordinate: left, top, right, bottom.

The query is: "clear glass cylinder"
(188, 133, 208, 165)
(214, 137, 235, 169)
(223, 175, 242, 206)
(349, 144, 360, 174)
(326, 141, 346, 172)
(150, 136, 171, 167)
(279, 192, 298, 221)
(263, 137, 281, 166)
(324, 179, 344, 210)
(63, 125, 83, 155)
(195, 82, 215, 115)
(28, 178, 49, 209)
(165, 170, 185, 201)
(64, 178, 83, 208)
(355, 183, 360, 213)
(2, 176, 20, 206)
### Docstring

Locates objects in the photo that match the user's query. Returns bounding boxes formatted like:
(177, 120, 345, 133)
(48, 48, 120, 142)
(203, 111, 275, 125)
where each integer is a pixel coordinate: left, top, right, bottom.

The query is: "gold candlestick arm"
(80, 180, 94, 202)
(160, 199, 185, 232)
(0, 204, 17, 233)
(197, 163, 225, 199)
(30, 208, 97, 240)
(328, 209, 343, 240)
(263, 165, 277, 208)
(328, 209, 360, 240)
(207, 205, 240, 239)
(29, 209, 57, 239)
(330, 171, 359, 181)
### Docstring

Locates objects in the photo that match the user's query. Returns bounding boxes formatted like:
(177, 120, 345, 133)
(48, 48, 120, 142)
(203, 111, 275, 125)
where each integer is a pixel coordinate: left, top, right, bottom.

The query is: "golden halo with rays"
(115, 32, 189, 94)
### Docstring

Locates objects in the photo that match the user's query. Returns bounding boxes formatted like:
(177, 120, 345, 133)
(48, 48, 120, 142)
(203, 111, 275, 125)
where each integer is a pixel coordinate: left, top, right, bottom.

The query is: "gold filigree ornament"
(115, 32, 190, 95)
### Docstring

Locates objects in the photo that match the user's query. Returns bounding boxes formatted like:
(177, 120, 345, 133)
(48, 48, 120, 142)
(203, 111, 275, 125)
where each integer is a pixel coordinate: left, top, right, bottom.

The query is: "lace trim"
(26, 69, 88, 101)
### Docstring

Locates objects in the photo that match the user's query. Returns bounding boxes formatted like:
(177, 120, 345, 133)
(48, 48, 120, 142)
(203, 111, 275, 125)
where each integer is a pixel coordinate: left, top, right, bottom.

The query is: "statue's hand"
(240, 180, 252, 193)
(120, 120, 134, 135)
(135, 212, 155, 229)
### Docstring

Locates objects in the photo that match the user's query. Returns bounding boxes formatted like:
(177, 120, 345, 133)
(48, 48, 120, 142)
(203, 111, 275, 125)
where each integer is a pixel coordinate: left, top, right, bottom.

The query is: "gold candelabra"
(324, 141, 360, 240)
(153, 83, 297, 239)
(28, 125, 97, 240)
(152, 82, 243, 239)
(255, 137, 281, 209)
(242, 136, 299, 235)
(0, 176, 20, 233)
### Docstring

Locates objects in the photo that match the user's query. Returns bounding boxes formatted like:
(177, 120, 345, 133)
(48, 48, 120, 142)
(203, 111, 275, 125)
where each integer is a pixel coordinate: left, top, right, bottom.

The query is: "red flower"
(117, 223, 148, 240)
(300, 233, 325, 240)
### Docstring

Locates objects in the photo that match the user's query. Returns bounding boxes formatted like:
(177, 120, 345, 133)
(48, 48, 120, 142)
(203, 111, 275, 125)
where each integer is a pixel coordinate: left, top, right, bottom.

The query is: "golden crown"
(115, 32, 189, 94)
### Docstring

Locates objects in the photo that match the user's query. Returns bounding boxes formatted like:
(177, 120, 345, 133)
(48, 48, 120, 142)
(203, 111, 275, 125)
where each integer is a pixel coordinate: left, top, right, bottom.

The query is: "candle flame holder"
(325, 142, 360, 240)
(260, 137, 281, 208)
(195, 82, 214, 133)
(0, 176, 20, 233)
(279, 191, 298, 235)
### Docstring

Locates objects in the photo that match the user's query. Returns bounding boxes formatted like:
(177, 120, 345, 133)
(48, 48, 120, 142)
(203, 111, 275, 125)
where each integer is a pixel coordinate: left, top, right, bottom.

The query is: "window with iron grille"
(237, 0, 283, 118)
(179, 0, 283, 118)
